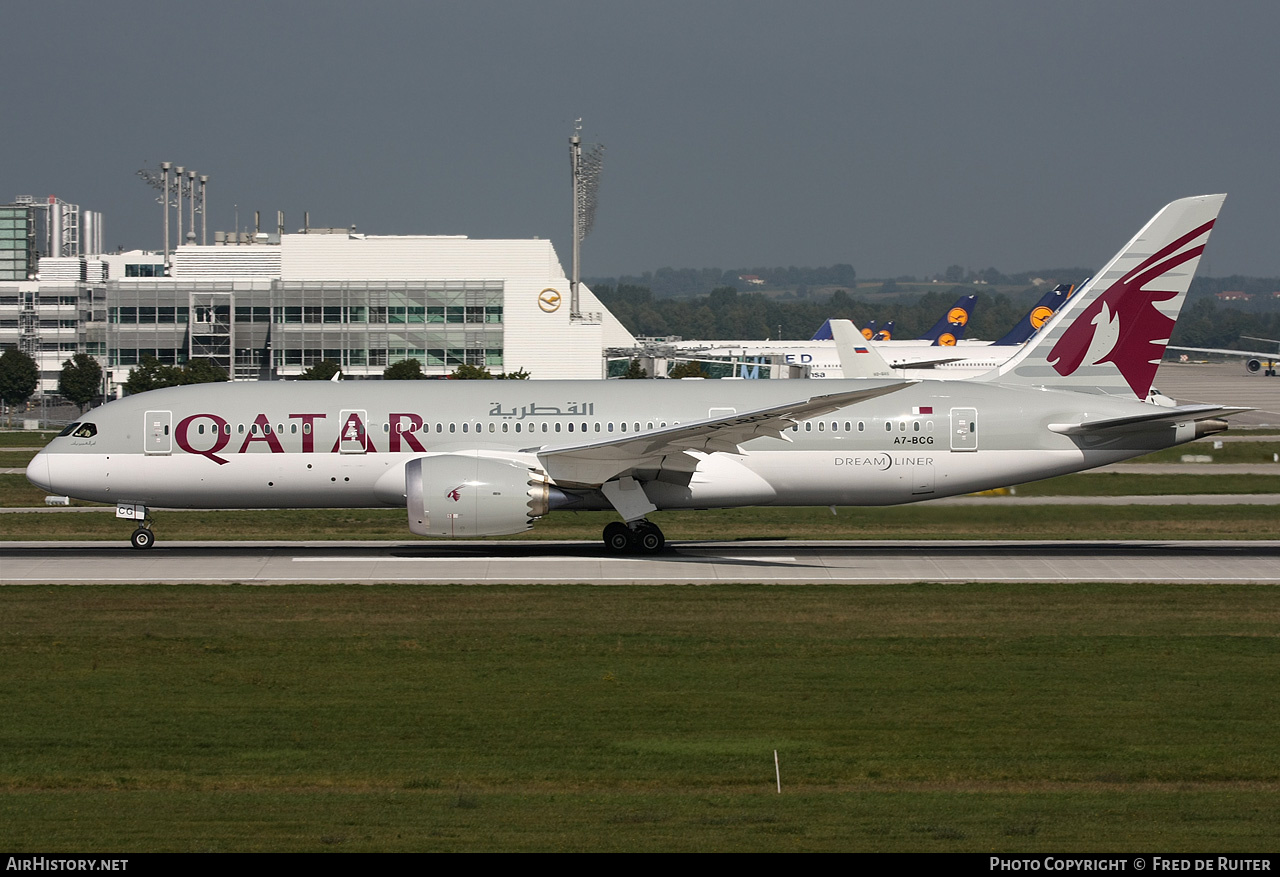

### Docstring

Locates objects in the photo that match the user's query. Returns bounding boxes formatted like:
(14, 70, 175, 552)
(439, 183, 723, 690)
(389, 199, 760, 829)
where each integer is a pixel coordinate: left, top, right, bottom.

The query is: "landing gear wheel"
(130, 527, 155, 550)
(634, 521, 665, 554)
(604, 522, 633, 553)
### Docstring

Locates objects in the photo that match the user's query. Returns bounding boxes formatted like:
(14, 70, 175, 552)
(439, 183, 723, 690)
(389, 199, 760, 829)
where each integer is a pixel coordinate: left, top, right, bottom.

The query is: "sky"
(4, 0, 1278, 280)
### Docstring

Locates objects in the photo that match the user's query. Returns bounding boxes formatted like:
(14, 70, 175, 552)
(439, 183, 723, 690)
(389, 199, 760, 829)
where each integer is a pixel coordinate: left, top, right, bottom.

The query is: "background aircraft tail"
(986, 194, 1226, 399)
(919, 294, 977, 344)
(992, 283, 1072, 346)
(830, 319, 895, 378)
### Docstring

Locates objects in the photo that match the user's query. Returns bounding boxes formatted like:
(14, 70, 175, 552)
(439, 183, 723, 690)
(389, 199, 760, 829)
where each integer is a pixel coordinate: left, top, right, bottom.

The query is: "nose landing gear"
(118, 503, 156, 550)
(130, 526, 155, 550)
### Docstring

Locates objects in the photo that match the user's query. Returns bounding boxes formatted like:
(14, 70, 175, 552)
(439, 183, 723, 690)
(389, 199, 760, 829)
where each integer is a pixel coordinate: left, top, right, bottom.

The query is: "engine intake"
(406, 454, 550, 537)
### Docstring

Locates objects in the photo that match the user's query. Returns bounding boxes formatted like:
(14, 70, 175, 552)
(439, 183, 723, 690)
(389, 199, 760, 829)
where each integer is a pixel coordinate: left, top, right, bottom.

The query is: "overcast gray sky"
(5, 0, 1278, 279)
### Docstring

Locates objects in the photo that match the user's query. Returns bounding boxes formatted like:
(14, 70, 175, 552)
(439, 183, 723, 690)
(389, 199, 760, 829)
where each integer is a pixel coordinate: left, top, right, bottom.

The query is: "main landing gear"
(602, 520, 666, 554)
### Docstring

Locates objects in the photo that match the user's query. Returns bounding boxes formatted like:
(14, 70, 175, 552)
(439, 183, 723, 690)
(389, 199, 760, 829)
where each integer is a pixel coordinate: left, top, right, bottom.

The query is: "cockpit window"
(72, 423, 98, 438)
(59, 422, 81, 437)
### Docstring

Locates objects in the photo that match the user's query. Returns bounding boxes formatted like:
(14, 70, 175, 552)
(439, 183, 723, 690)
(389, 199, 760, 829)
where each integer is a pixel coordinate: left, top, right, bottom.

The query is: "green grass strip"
(1, 583, 1278, 851)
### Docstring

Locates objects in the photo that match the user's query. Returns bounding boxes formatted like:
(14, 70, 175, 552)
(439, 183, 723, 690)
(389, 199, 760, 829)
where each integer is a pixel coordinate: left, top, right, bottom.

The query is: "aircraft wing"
(527, 382, 913, 486)
(1048, 404, 1251, 436)
(887, 354, 971, 370)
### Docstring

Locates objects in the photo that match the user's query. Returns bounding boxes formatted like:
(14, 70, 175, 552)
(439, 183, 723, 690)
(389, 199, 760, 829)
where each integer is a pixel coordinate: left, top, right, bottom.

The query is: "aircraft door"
(950, 408, 978, 451)
(144, 410, 172, 454)
(338, 409, 368, 454)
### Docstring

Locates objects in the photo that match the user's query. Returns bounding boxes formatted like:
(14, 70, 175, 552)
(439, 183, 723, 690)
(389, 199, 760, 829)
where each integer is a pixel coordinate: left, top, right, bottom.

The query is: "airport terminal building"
(1, 203, 635, 396)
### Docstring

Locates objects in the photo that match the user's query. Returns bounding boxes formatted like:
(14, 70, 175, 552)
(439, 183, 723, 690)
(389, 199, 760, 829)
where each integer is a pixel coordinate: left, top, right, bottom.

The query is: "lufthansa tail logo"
(538, 288, 562, 313)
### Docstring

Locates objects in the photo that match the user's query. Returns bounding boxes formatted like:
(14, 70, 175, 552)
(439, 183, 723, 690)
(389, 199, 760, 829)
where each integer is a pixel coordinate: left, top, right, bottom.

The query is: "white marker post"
(774, 750, 781, 793)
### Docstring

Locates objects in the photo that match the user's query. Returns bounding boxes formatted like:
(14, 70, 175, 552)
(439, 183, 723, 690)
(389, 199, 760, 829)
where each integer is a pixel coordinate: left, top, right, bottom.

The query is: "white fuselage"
(28, 379, 1192, 515)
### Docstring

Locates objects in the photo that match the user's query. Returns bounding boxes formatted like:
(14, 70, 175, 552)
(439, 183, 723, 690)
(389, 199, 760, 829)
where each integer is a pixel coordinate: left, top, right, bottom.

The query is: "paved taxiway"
(1154, 361, 1280, 427)
(3, 540, 1278, 585)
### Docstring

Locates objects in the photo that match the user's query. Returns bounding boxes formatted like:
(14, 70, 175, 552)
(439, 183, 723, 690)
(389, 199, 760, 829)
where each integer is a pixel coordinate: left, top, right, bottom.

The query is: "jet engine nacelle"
(1246, 358, 1262, 375)
(406, 454, 550, 537)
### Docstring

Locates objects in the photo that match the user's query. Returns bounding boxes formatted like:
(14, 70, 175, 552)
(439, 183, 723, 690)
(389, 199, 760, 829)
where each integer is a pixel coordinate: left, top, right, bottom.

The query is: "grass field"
(0, 430, 55, 448)
(1, 584, 1278, 852)
(4, 503, 1280, 543)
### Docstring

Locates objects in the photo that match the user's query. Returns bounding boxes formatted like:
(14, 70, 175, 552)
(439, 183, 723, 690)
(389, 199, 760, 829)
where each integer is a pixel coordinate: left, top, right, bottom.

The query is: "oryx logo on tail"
(1047, 218, 1215, 399)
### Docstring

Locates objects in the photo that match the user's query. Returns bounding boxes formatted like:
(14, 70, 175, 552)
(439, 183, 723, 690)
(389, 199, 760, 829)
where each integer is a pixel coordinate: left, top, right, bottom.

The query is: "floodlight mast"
(199, 176, 208, 245)
(175, 166, 187, 252)
(137, 162, 207, 265)
(187, 170, 196, 244)
(570, 120, 604, 320)
(161, 163, 170, 267)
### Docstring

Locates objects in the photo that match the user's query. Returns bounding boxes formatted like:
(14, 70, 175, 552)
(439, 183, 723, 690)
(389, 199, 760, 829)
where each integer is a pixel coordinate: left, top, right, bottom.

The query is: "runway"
(4, 539, 1279, 585)
(1154, 361, 1280, 427)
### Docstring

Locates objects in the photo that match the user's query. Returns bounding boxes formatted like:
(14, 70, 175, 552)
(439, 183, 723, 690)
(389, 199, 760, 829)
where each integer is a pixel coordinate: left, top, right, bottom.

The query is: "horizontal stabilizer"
(1048, 404, 1251, 436)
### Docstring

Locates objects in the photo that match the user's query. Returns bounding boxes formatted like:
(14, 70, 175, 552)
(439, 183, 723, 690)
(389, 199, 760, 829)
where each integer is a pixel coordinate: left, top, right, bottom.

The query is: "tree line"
(595, 281, 1280, 348)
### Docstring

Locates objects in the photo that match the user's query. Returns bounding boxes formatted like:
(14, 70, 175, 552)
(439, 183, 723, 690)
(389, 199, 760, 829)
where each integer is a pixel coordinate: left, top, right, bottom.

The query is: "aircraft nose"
(25, 453, 53, 493)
